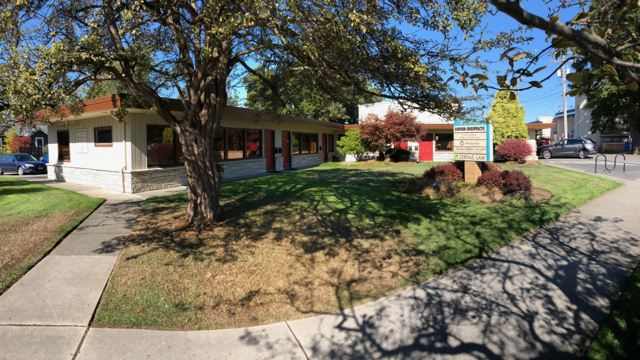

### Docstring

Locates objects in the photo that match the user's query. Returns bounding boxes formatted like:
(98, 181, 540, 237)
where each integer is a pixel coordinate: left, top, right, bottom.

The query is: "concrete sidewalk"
(0, 177, 144, 359)
(2, 169, 640, 359)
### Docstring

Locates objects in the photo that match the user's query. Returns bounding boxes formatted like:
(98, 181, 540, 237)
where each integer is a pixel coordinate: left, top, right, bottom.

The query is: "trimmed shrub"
(423, 164, 463, 183)
(500, 170, 532, 196)
(386, 148, 411, 162)
(476, 171, 503, 190)
(496, 139, 533, 164)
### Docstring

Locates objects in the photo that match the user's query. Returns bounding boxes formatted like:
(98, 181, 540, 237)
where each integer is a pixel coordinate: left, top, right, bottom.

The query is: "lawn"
(585, 264, 640, 360)
(94, 162, 620, 330)
(0, 176, 105, 294)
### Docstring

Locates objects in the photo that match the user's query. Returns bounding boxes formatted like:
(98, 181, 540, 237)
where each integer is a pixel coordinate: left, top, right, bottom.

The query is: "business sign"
(453, 120, 493, 162)
(75, 128, 89, 154)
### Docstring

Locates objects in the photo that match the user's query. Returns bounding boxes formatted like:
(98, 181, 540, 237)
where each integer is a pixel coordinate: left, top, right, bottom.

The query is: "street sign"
(453, 120, 493, 162)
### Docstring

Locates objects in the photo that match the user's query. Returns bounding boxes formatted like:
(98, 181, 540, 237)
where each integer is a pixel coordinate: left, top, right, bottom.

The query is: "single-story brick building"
(46, 95, 345, 193)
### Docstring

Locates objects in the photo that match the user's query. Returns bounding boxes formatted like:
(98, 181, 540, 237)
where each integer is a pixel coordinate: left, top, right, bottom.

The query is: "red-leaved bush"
(477, 169, 532, 196)
(476, 171, 503, 190)
(423, 164, 463, 183)
(496, 139, 533, 164)
(500, 170, 532, 195)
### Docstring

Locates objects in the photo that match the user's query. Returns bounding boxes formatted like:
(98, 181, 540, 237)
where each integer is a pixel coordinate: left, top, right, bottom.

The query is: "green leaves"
(566, 88, 583, 97)
(528, 81, 543, 88)
(566, 72, 585, 85)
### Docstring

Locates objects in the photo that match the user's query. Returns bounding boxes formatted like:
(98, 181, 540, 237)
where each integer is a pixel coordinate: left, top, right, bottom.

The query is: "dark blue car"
(0, 153, 47, 175)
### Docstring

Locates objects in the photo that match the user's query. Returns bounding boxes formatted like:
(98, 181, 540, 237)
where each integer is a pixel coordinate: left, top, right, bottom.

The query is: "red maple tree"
(359, 110, 423, 159)
(8, 135, 31, 153)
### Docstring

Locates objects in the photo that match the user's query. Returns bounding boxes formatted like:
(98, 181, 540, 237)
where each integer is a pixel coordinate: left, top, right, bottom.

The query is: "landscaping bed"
(0, 177, 104, 294)
(94, 163, 620, 330)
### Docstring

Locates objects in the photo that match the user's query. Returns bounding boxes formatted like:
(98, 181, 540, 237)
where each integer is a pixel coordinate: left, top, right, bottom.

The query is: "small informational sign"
(75, 128, 89, 154)
(453, 120, 493, 162)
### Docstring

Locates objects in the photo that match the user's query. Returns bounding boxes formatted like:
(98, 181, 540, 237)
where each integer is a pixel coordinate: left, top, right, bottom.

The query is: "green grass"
(96, 162, 621, 330)
(0, 176, 105, 293)
(585, 265, 640, 360)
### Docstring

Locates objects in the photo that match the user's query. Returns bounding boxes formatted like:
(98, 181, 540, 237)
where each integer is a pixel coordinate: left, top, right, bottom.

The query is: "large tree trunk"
(174, 105, 224, 226)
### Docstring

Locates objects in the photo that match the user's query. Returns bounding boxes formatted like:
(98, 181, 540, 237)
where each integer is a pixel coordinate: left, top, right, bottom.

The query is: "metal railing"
(595, 153, 626, 173)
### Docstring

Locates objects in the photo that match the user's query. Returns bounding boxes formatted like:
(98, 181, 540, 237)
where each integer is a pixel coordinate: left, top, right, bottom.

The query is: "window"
(57, 130, 70, 162)
(327, 134, 335, 153)
(216, 128, 263, 161)
(227, 129, 245, 160)
(568, 139, 581, 145)
(435, 133, 453, 151)
(35, 137, 44, 148)
(246, 130, 262, 158)
(94, 127, 113, 147)
(292, 132, 319, 155)
(292, 133, 301, 153)
(147, 125, 184, 167)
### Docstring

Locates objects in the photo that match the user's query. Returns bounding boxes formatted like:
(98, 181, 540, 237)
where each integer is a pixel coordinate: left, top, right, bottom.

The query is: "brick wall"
(292, 153, 324, 168)
(48, 164, 129, 193)
(130, 167, 187, 193)
(220, 158, 267, 179)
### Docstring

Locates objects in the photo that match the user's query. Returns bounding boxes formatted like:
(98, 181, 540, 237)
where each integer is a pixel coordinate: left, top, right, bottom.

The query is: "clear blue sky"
(231, 1, 580, 123)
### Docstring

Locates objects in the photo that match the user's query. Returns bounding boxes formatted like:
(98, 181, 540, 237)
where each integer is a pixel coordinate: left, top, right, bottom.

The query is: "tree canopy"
(460, 1, 640, 100)
(0, 0, 520, 223)
(243, 67, 376, 124)
(360, 110, 423, 158)
(486, 91, 527, 145)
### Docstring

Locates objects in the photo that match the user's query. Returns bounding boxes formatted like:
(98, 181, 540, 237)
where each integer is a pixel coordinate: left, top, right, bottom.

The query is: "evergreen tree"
(487, 91, 528, 145)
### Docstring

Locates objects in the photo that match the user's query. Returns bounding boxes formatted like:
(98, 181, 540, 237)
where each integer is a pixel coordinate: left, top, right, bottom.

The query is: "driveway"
(539, 154, 640, 182)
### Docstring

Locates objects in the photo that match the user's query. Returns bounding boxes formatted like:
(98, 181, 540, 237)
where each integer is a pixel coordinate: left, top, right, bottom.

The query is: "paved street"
(539, 154, 640, 181)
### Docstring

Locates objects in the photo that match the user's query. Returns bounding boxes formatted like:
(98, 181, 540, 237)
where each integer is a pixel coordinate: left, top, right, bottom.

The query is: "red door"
(394, 142, 408, 150)
(419, 134, 433, 162)
(265, 130, 274, 171)
(322, 134, 327, 162)
(282, 131, 290, 169)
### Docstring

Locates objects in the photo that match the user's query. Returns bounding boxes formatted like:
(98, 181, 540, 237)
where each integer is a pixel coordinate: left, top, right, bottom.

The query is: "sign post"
(453, 120, 493, 183)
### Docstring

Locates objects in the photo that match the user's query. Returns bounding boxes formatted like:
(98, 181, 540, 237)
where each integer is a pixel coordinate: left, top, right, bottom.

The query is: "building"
(575, 94, 630, 151)
(45, 95, 345, 193)
(1, 124, 48, 150)
(353, 101, 553, 162)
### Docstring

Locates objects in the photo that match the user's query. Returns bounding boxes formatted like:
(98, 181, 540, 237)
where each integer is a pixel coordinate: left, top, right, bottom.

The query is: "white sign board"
(453, 120, 493, 162)
(75, 128, 88, 154)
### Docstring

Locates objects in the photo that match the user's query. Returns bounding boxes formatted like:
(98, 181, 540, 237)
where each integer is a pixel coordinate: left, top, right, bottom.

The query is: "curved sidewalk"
(2, 171, 639, 359)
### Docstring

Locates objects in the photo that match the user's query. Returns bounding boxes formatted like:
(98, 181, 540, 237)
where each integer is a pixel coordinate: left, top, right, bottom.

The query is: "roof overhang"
(44, 94, 344, 130)
(526, 123, 556, 129)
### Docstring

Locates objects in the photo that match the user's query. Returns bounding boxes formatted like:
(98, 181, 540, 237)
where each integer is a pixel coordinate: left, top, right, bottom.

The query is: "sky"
(230, 1, 581, 124)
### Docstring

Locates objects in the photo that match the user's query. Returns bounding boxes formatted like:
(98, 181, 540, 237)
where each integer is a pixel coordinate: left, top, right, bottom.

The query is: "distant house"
(1, 124, 48, 150)
(575, 94, 630, 151)
(45, 95, 345, 193)
(354, 101, 553, 162)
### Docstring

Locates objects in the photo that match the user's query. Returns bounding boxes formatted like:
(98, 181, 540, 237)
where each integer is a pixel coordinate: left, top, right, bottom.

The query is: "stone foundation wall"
(292, 153, 325, 168)
(48, 165, 128, 193)
(130, 167, 187, 193)
(220, 158, 267, 179)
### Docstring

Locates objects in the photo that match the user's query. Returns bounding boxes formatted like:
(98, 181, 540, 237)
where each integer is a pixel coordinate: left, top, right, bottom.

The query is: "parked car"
(0, 153, 48, 175)
(538, 138, 597, 159)
(40, 152, 49, 163)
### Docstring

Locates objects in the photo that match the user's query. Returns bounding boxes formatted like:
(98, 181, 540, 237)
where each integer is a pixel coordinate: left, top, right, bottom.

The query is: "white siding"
(47, 116, 126, 171)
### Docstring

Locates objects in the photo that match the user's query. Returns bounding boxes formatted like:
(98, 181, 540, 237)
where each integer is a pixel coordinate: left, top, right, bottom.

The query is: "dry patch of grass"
(0, 212, 82, 289)
(94, 164, 620, 331)
(96, 200, 431, 329)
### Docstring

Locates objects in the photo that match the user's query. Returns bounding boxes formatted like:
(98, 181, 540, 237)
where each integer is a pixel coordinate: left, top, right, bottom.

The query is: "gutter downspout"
(121, 120, 127, 193)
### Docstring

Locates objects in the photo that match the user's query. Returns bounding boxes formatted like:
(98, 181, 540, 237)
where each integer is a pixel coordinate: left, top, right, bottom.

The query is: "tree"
(359, 110, 423, 159)
(337, 129, 367, 162)
(2, 127, 31, 153)
(243, 67, 378, 124)
(1, 0, 511, 224)
(486, 91, 527, 145)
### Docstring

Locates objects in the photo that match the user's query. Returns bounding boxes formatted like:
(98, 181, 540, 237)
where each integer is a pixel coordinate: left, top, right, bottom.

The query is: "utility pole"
(551, 55, 574, 139)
